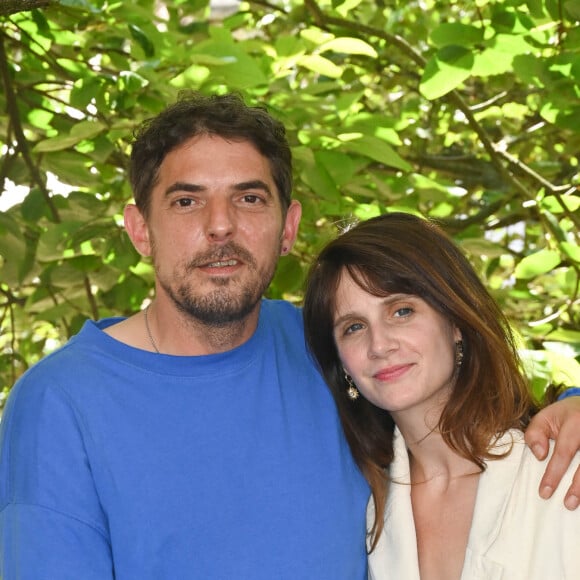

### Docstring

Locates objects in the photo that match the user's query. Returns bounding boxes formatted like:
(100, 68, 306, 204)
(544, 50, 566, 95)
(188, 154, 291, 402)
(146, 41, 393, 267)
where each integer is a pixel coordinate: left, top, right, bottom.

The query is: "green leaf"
(315, 150, 362, 187)
(430, 23, 484, 48)
(340, 135, 412, 171)
(33, 134, 86, 153)
(70, 77, 105, 110)
(0, 230, 27, 285)
(128, 23, 155, 58)
(353, 203, 381, 220)
(104, 232, 142, 271)
(70, 120, 107, 141)
(319, 37, 378, 58)
(297, 55, 343, 78)
(473, 48, 515, 76)
(526, 0, 546, 18)
(335, 0, 365, 17)
(546, 329, 580, 344)
(42, 152, 99, 188)
(20, 189, 51, 222)
(460, 238, 507, 258)
(27, 108, 54, 131)
(184, 29, 269, 89)
(90, 264, 124, 292)
(100, 273, 151, 311)
(420, 46, 474, 99)
(36, 223, 79, 262)
(564, 0, 580, 20)
(300, 158, 341, 201)
(514, 249, 561, 279)
(47, 261, 89, 288)
(541, 194, 580, 213)
(33, 121, 106, 153)
(560, 242, 580, 262)
(512, 54, 547, 86)
(491, 8, 534, 33)
(271, 255, 304, 294)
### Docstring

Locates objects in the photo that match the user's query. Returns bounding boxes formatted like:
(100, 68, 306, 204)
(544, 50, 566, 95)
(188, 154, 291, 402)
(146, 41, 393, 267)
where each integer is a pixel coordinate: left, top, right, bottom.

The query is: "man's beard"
(157, 241, 278, 327)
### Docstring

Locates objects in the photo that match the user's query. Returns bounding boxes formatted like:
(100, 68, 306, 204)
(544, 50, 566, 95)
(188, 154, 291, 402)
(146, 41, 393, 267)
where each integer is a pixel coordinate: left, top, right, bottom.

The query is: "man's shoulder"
(4, 318, 116, 406)
(261, 298, 302, 322)
(260, 299, 305, 339)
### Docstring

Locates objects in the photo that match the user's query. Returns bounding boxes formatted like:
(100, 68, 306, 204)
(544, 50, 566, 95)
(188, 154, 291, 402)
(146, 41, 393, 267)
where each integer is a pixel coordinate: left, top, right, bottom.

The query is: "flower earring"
(344, 370, 360, 401)
(455, 340, 464, 368)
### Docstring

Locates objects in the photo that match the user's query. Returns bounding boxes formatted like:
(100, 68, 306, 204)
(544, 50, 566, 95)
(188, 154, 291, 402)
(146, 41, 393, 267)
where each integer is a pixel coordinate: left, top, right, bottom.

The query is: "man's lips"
(203, 259, 240, 268)
(373, 364, 412, 381)
(197, 258, 242, 274)
(186, 242, 256, 273)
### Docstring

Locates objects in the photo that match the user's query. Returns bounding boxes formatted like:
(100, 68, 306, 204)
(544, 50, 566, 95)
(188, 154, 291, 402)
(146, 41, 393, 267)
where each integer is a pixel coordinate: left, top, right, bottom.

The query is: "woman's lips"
(373, 364, 413, 381)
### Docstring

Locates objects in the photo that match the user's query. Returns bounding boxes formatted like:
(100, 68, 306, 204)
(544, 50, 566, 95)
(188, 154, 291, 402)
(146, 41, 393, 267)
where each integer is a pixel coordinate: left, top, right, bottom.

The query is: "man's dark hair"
(130, 93, 293, 218)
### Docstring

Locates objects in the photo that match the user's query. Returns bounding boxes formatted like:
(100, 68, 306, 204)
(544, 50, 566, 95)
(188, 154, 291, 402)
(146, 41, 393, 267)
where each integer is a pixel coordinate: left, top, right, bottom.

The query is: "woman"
(303, 212, 579, 579)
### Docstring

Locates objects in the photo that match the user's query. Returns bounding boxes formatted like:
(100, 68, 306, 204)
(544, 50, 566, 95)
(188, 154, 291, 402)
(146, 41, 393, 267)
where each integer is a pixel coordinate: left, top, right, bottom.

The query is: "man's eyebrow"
(164, 180, 274, 197)
(233, 180, 273, 197)
(164, 182, 205, 196)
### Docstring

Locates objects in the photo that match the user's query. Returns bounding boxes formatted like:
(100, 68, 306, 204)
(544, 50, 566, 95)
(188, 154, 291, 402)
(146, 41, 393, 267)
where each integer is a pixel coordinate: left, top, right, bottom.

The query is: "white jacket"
(368, 428, 579, 579)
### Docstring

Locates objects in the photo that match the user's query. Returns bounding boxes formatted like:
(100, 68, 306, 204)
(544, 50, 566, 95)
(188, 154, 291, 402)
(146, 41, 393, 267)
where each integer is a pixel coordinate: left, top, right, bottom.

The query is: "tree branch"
(0, 0, 54, 17)
(0, 31, 60, 222)
(302, 0, 575, 209)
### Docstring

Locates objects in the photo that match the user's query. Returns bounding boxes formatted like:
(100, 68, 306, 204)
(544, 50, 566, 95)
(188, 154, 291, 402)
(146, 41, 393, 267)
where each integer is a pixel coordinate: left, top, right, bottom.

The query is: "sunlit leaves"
(420, 46, 474, 99)
(514, 249, 561, 279)
(339, 134, 412, 172)
(0, 0, 579, 394)
(430, 23, 484, 48)
(318, 37, 378, 58)
(297, 54, 343, 78)
(33, 120, 107, 152)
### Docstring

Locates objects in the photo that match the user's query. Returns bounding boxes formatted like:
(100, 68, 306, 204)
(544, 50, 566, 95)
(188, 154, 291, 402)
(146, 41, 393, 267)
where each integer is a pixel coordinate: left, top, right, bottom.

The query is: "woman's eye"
(344, 322, 364, 335)
(393, 306, 413, 318)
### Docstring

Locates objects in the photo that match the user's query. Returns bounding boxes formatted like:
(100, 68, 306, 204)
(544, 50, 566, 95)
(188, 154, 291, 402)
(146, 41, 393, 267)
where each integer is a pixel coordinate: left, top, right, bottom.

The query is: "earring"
(455, 340, 464, 368)
(344, 371, 360, 400)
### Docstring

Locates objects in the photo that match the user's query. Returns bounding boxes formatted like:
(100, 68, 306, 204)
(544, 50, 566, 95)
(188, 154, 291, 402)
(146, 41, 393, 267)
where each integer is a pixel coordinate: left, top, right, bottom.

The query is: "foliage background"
(1, 0, 579, 406)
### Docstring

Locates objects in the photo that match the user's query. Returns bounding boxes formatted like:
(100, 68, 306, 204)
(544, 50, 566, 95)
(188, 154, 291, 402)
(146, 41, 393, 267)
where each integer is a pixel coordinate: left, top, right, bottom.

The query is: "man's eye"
(242, 194, 262, 204)
(176, 198, 194, 207)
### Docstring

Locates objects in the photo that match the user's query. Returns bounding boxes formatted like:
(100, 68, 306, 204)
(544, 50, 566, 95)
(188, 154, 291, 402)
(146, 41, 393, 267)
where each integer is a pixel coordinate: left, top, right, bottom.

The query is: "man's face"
(131, 134, 301, 326)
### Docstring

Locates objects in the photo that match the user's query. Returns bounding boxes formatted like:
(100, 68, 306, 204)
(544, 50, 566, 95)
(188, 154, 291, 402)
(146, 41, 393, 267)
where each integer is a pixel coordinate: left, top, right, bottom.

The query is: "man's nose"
(205, 198, 235, 242)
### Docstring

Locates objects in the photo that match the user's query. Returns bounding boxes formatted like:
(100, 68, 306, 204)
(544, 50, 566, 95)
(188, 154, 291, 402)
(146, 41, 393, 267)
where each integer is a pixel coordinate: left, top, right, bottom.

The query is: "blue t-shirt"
(0, 300, 369, 579)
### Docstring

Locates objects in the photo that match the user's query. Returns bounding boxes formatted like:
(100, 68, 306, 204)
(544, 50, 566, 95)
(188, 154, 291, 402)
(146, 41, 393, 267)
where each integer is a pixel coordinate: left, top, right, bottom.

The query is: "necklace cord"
(144, 304, 160, 354)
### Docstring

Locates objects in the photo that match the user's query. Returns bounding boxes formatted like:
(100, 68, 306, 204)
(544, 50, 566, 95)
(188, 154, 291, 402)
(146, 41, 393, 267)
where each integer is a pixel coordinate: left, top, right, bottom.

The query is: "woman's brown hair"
(302, 212, 539, 551)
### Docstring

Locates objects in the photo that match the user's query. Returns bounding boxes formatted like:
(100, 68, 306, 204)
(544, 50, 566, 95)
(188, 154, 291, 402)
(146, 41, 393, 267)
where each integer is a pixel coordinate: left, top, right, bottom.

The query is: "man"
(0, 93, 579, 579)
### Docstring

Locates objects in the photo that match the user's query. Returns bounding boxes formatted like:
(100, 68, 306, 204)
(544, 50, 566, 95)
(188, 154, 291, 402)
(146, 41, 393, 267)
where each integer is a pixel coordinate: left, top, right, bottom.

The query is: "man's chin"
(177, 292, 261, 326)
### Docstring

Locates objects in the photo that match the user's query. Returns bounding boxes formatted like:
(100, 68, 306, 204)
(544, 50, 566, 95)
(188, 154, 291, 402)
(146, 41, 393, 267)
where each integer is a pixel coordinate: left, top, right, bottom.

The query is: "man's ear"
(280, 200, 302, 255)
(124, 204, 152, 257)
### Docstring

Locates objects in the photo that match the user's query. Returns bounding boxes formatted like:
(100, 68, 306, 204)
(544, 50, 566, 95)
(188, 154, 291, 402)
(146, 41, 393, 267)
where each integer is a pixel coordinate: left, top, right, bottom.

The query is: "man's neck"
(104, 300, 261, 356)
(178, 315, 258, 355)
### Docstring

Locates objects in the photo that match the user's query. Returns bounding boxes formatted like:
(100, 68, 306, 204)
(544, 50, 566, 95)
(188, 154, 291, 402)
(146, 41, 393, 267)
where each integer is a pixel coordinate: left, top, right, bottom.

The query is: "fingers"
(536, 422, 580, 508)
(564, 466, 580, 510)
(524, 413, 550, 461)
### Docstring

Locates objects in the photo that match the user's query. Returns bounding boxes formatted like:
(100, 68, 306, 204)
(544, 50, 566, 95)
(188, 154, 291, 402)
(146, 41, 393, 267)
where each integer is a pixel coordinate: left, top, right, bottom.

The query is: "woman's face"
(332, 271, 461, 424)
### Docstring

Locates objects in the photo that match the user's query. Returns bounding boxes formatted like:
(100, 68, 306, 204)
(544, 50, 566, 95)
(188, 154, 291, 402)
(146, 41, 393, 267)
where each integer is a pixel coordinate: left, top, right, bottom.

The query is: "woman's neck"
(395, 417, 479, 485)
